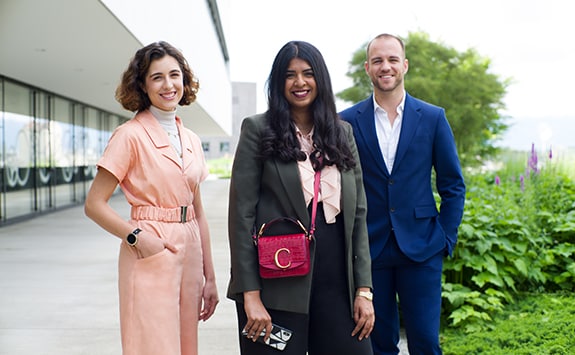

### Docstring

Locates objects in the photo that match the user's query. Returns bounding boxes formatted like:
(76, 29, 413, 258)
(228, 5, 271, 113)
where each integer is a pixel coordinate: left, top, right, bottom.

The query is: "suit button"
(390, 208, 396, 213)
(389, 179, 394, 185)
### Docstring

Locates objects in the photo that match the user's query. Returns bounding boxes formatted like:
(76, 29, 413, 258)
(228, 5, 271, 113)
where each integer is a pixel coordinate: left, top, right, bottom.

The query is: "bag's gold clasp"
(274, 248, 291, 269)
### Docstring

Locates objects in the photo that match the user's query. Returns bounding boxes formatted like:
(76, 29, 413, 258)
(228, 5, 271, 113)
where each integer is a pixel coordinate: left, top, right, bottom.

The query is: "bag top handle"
(253, 169, 322, 244)
(257, 217, 308, 239)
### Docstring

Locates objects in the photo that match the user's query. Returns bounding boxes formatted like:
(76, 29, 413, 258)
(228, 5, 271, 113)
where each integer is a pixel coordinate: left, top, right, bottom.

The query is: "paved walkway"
(0, 178, 408, 354)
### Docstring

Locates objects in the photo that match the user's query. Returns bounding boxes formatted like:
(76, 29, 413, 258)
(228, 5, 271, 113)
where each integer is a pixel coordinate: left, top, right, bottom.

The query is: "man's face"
(365, 37, 409, 94)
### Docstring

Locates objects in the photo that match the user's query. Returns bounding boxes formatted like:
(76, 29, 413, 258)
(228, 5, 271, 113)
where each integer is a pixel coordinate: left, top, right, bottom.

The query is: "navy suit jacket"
(339, 93, 465, 262)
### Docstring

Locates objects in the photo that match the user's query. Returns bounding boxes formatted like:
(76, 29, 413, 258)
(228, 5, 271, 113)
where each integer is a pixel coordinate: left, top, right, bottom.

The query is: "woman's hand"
(132, 230, 178, 259)
(242, 291, 272, 343)
(199, 279, 219, 321)
(351, 290, 375, 341)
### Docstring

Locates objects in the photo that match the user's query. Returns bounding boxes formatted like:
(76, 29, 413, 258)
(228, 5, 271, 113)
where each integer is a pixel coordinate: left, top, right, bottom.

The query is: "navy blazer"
(226, 114, 372, 315)
(339, 93, 466, 262)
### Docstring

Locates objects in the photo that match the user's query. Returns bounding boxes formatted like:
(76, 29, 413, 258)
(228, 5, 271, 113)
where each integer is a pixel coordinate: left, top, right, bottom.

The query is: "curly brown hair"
(115, 41, 199, 112)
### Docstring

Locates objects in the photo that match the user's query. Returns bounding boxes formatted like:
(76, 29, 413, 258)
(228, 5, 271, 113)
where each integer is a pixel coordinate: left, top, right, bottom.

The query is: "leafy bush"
(441, 292, 575, 354)
(442, 145, 575, 332)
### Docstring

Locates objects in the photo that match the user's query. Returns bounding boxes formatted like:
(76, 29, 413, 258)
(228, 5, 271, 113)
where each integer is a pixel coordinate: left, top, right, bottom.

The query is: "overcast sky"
(220, 0, 574, 150)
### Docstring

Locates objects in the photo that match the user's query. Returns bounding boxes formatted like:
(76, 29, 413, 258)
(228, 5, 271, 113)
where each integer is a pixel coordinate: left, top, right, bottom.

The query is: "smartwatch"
(126, 228, 142, 246)
(356, 290, 374, 301)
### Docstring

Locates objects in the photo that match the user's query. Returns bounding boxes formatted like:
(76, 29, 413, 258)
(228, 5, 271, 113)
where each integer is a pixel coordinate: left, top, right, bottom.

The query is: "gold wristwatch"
(126, 228, 142, 246)
(356, 290, 373, 301)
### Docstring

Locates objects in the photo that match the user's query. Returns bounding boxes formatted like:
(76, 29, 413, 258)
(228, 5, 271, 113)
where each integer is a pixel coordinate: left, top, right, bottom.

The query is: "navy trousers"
(371, 233, 444, 355)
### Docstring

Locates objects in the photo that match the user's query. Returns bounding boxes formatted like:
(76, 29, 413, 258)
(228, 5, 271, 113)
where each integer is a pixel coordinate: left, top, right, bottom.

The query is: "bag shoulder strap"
(309, 169, 321, 238)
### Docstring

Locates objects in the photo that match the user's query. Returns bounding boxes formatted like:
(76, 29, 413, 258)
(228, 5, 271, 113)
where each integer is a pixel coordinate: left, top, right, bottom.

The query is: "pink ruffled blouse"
(296, 127, 341, 224)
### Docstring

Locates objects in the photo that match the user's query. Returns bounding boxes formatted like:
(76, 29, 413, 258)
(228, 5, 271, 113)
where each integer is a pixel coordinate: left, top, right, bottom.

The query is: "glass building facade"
(1, 0, 233, 226)
(0, 76, 128, 225)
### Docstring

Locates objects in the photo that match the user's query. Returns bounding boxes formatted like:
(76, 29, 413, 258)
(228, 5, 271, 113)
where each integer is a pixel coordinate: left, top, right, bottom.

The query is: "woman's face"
(144, 55, 183, 111)
(283, 58, 317, 112)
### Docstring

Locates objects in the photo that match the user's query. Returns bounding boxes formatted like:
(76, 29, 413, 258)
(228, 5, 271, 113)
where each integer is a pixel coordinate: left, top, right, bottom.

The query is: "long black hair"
(260, 41, 356, 171)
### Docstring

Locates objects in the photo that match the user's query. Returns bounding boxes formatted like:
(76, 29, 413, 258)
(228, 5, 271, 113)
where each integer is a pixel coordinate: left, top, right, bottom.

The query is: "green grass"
(207, 157, 232, 178)
(441, 292, 575, 354)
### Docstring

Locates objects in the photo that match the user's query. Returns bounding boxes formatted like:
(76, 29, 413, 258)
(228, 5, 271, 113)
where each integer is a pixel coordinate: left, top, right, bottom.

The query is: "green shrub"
(442, 145, 575, 331)
(441, 292, 575, 354)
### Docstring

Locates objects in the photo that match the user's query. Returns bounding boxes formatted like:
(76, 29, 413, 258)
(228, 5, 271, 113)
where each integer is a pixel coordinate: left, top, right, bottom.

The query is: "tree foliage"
(336, 31, 511, 166)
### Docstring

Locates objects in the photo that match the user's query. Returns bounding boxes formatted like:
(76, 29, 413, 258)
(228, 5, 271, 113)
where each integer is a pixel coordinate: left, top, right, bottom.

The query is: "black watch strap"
(126, 228, 142, 246)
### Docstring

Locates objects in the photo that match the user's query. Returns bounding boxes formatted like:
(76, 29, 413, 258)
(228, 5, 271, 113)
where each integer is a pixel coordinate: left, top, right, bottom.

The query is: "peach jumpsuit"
(97, 110, 208, 355)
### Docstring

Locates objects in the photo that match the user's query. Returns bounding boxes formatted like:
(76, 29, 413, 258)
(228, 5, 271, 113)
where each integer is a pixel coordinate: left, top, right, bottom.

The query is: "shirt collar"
(294, 125, 314, 138)
(372, 90, 406, 115)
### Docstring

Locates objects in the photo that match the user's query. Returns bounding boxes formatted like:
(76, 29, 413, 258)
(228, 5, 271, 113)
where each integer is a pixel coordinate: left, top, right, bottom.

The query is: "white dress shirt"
(373, 92, 406, 173)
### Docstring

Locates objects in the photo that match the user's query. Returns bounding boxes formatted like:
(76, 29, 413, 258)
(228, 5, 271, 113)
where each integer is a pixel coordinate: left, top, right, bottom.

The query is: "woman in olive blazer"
(227, 41, 374, 355)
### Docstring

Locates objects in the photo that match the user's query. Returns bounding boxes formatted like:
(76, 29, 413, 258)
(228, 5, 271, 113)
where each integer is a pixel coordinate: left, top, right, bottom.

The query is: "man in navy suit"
(339, 33, 466, 355)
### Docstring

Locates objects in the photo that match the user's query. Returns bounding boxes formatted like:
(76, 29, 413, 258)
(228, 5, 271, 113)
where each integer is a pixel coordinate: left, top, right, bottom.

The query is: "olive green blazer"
(226, 114, 372, 316)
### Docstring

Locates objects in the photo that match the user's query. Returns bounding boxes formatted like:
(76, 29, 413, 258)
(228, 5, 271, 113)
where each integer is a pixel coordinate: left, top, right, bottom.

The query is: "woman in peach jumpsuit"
(85, 41, 219, 355)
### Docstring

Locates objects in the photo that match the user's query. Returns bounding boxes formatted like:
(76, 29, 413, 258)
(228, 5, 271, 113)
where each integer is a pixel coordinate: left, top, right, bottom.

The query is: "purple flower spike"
(495, 176, 501, 186)
(549, 146, 553, 160)
(520, 175, 525, 191)
(528, 143, 538, 174)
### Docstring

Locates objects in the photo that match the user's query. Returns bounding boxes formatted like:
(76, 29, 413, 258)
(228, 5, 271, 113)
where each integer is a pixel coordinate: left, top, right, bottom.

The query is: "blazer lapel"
(355, 97, 389, 176)
(274, 160, 310, 226)
(393, 94, 421, 172)
(136, 110, 182, 168)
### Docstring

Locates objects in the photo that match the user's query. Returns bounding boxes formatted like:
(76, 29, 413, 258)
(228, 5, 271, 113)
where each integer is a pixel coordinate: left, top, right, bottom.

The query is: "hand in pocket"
(133, 230, 178, 258)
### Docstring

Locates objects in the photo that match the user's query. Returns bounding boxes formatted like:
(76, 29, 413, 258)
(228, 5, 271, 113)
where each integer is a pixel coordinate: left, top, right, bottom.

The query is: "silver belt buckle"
(180, 206, 188, 223)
